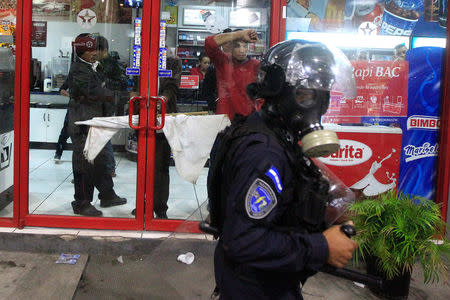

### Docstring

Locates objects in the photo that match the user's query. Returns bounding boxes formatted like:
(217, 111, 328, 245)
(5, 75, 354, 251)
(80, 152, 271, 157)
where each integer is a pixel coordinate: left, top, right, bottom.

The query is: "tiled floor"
(0, 149, 209, 221)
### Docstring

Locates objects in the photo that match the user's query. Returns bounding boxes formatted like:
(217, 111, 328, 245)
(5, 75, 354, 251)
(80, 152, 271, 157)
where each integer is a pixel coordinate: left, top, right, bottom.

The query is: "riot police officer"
(206, 40, 358, 299)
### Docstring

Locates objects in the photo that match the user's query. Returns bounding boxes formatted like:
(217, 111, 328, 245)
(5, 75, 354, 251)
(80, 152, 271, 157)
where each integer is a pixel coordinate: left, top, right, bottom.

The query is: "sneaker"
(71, 201, 102, 216)
(99, 193, 127, 207)
(54, 154, 62, 164)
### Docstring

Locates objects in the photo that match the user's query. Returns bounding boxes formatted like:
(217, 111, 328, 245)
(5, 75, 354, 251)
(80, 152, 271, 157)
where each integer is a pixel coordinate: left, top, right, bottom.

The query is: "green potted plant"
(349, 190, 450, 300)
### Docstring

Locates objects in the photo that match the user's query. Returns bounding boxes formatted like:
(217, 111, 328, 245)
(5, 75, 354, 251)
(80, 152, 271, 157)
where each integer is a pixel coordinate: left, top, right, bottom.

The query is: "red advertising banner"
(180, 75, 199, 89)
(31, 21, 47, 47)
(324, 60, 409, 118)
(318, 125, 402, 198)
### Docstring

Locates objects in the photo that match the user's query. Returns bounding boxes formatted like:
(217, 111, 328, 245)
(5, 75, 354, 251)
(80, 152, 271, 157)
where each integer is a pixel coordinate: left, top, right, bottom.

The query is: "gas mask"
(248, 40, 356, 157)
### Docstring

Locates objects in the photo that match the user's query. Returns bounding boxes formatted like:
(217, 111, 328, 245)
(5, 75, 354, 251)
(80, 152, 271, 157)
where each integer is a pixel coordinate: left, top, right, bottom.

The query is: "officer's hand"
(323, 223, 358, 268)
(241, 29, 258, 43)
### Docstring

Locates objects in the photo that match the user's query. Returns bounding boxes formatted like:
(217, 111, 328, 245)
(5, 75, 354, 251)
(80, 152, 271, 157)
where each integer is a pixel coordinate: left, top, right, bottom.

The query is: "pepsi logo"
(318, 139, 372, 166)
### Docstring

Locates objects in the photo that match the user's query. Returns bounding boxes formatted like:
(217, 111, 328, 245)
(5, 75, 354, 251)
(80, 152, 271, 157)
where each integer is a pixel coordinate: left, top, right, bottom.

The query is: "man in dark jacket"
(131, 52, 181, 218)
(67, 33, 126, 216)
(153, 55, 181, 218)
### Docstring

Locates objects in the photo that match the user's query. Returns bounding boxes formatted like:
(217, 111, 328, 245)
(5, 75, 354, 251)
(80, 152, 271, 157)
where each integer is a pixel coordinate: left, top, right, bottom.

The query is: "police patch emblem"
(245, 178, 277, 219)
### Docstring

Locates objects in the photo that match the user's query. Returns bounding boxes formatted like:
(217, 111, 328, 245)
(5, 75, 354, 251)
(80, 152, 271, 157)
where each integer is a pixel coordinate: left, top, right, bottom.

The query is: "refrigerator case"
(319, 125, 402, 198)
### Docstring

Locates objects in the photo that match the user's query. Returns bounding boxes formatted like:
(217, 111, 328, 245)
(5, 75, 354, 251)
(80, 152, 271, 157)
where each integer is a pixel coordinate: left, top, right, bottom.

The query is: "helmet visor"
(283, 42, 356, 99)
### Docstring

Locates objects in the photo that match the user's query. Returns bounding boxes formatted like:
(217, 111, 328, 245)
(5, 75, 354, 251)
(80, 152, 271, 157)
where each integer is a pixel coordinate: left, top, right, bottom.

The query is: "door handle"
(128, 96, 146, 130)
(47, 113, 50, 122)
(149, 96, 166, 131)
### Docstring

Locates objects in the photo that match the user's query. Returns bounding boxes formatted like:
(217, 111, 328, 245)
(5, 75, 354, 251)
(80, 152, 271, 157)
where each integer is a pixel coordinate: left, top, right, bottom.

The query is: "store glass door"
(23, 0, 152, 229)
(0, 0, 18, 223)
(145, 0, 279, 231)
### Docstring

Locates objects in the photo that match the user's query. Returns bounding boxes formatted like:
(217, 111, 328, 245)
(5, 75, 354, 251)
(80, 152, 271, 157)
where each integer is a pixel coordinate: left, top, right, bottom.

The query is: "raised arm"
(212, 29, 259, 47)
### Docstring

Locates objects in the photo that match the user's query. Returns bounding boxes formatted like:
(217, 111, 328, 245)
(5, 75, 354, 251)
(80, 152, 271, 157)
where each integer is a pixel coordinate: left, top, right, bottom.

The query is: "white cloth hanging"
(75, 114, 230, 184)
(162, 114, 230, 184)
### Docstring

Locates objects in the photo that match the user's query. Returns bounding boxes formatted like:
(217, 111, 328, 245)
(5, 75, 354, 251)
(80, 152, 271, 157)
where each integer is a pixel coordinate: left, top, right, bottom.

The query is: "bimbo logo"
(407, 115, 440, 130)
(403, 142, 439, 162)
(319, 140, 372, 166)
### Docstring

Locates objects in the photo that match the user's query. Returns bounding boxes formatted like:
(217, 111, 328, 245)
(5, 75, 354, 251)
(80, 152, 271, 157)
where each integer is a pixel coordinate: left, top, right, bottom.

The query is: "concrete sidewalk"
(0, 230, 449, 299)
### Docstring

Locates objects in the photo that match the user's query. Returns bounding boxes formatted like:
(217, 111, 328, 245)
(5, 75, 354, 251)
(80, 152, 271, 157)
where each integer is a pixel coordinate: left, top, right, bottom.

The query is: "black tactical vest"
(207, 113, 328, 239)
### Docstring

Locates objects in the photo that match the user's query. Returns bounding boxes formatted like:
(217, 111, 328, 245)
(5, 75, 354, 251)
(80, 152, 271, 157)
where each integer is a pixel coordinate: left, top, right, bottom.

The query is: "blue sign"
(133, 45, 141, 68)
(158, 70, 172, 77)
(126, 68, 140, 76)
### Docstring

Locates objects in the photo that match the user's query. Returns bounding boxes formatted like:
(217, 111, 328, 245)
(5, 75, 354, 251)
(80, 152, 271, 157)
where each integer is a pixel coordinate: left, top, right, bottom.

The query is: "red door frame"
(15, 0, 154, 230)
(0, 0, 24, 228)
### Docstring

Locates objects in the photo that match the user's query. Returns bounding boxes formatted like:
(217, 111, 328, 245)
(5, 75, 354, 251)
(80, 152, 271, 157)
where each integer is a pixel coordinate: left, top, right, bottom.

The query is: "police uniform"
(206, 39, 358, 299)
(212, 112, 329, 300)
(67, 56, 122, 213)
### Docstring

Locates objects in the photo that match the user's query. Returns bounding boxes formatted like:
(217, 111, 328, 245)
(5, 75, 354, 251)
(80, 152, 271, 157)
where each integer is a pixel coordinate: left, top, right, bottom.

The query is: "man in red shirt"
(205, 29, 260, 119)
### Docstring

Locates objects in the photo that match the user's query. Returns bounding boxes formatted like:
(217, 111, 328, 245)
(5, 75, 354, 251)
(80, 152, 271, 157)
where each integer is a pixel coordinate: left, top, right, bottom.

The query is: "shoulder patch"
(265, 166, 283, 193)
(245, 178, 277, 219)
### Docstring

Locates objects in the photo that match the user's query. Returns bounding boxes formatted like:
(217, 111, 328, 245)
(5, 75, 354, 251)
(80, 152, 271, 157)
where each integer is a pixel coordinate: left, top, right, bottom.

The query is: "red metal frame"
(435, 11, 450, 223)
(17, 0, 153, 230)
(144, 0, 161, 230)
(0, 0, 23, 228)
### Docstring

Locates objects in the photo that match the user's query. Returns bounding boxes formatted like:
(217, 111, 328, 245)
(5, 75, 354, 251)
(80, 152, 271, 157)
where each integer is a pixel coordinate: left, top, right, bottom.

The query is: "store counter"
(30, 92, 69, 108)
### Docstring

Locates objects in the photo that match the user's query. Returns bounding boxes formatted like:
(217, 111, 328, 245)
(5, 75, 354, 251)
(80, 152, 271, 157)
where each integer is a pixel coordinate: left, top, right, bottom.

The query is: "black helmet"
(256, 40, 335, 98)
(248, 40, 356, 157)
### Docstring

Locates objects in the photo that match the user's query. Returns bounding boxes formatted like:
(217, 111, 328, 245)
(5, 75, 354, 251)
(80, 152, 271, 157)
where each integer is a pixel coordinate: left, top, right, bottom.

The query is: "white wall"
(32, 21, 134, 76)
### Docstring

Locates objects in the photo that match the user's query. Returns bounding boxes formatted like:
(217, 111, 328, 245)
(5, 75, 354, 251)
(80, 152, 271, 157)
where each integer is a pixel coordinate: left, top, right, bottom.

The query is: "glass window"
(0, 0, 15, 218)
(28, 0, 142, 218)
(286, 0, 446, 202)
(155, 0, 272, 220)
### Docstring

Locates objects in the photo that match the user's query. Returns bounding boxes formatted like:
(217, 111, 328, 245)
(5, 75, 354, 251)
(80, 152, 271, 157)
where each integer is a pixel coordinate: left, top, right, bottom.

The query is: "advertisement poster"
(31, 21, 47, 47)
(318, 125, 402, 198)
(325, 60, 408, 118)
(0, 0, 16, 35)
(70, 0, 131, 24)
(286, 0, 445, 37)
(180, 75, 200, 89)
(32, 0, 70, 21)
(164, 5, 178, 25)
(358, 47, 443, 201)
(397, 47, 444, 200)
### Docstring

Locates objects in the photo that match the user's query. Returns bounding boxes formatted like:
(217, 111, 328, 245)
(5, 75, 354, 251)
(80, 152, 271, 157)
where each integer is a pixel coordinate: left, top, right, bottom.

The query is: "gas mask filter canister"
(301, 129, 340, 157)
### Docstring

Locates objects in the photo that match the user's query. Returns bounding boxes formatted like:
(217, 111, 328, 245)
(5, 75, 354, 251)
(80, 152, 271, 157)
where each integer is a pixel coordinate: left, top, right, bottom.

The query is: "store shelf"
(178, 43, 205, 47)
